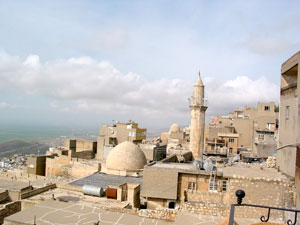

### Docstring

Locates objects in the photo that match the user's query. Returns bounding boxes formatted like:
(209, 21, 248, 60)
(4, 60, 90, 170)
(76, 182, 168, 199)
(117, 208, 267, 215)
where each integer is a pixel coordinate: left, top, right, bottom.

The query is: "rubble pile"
(266, 156, 276, 168)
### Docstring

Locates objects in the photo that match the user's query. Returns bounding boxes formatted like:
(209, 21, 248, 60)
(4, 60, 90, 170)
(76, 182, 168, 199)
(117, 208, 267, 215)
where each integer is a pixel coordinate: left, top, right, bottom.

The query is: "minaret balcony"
(188, 98, 208, 107)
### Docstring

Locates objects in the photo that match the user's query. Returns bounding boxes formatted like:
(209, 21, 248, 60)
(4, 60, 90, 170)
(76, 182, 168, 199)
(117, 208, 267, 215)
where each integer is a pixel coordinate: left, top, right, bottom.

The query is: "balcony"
(188, 97, 208, 107)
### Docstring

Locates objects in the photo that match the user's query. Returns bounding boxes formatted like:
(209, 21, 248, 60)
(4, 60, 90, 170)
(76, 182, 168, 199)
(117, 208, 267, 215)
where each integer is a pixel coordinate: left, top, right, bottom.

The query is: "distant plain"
(0, 124, 98, 157)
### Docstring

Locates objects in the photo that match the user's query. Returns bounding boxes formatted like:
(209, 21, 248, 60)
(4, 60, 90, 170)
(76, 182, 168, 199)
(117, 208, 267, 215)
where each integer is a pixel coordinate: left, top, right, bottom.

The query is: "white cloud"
(23, 54, 40, 68)
(0, 52, 280, 127)
(205, 76, 279, 118)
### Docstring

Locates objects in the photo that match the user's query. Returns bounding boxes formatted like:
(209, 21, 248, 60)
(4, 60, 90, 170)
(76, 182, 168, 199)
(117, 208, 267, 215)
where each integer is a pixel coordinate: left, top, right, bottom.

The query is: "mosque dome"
(169, 123, 180, 133)
(106, 141, 147, 171)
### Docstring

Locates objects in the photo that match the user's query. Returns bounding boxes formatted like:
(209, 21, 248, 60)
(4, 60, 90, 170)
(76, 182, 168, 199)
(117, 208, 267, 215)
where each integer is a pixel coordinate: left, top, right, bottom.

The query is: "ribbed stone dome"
(169, 123, 180, 133)
(106, 141, 147, 171)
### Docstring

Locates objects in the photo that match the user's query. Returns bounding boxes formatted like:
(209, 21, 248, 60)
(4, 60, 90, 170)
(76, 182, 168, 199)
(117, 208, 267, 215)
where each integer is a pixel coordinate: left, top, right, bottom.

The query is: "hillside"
(0, 140, 49, 158)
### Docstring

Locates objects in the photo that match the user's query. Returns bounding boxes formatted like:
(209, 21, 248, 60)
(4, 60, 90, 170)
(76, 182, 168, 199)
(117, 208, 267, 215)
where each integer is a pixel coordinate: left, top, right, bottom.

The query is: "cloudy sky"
(0, 0, 299, 130)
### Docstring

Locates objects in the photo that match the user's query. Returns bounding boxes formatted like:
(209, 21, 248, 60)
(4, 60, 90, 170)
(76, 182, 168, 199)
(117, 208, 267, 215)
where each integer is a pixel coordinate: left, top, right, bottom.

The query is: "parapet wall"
(183, 201, 227, 216)
(0, 201, 21, 224)
(70, 150, 95, 159)
(185, 189, 226, 203)
(0, 190, 9, 203)
(21, 184, 56, 199)
(182, 176, 294, 221)
(227, 177, 294, 220)
(138, 208, 178, 221)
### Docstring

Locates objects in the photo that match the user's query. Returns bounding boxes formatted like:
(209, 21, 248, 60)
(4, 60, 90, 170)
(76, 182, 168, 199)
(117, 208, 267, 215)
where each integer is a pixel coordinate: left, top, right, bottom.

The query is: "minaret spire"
(189, 72, 207, 159)
(196, 70, 204, 87)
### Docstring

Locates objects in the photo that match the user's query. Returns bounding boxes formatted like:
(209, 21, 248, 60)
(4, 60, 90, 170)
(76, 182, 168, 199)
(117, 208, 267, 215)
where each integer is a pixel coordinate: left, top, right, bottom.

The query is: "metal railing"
(229, 190, 300, 225)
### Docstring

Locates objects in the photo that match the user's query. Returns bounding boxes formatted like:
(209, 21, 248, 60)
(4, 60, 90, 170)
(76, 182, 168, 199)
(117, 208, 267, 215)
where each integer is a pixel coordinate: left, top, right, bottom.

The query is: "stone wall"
(70, 161, 100, 178)
(46, 155, 71, 177)
(181, 176, 294, 221)
(56, 183, 82, 192)
(0, 201, 21, 224)
(183, 201, 227, 216)
(21, 200, 36, 211)
(74, 140, 97, 153)
(185, 189, 227, 203)
(138, 208, 178, 221)
(70, 150, 95, 159)
(7, 191, 21, 202)
(20, 184, 56, 199)
(0, 190, 8, 203)
(227, 177, 294, 220)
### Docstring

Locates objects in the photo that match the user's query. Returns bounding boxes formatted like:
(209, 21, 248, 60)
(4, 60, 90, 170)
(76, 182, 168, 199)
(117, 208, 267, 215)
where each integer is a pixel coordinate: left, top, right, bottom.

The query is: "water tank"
(192, 158, 204, 170)
(82, 185, 104, 197)
(106, 187, 117, 199)
(203, 158, 216, 171)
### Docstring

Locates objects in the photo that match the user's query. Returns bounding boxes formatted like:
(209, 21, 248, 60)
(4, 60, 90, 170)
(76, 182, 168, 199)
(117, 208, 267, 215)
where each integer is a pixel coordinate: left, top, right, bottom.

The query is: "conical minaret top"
(196, 71, 204, 86)
(192, 72, 204, 105)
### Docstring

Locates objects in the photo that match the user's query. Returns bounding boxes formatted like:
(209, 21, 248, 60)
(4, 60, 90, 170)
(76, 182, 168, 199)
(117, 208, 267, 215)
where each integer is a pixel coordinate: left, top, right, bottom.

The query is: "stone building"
(139, 143, 166, 162)
(141, 162, 294, 220)
(277, 50, 300, 209)
(204, 126, 239, 157)
(26, 155, 47, 176)
(64, 139, 97, 154)
(209, 102, 278, 158)
(64, 139, 97, 159)
(189, 75, 207, 159)
(45, 139, 100, 177)
(166, 123, 190, 156)
(96, 121, 147, 160)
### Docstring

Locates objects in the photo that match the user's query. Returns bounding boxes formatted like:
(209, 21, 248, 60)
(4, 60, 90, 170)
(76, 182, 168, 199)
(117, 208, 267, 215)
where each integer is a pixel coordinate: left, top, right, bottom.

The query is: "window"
(188, 182, 197, 190)
(229, 148, 233, 154)
(168, 202, 175, 209)
(222, 180, 227, 192)
(258, 134, 264, 141)
(209, 179, 218, 192)
(286, 106, 290, 120)
(264, 106, 270, 111)
(229, 138, 235, 143)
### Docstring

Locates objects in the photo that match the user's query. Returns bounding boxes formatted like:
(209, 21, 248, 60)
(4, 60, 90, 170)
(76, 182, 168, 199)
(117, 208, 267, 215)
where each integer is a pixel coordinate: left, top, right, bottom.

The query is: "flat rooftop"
(70, 173, 143, 188)
(0, 180, 30, 191)
(150, 162, 194, 170)
(25, 187, 129, 209)
(147, 162, 222, 176)
(223, 164, 291, 181)
(4, 200, 283, 225)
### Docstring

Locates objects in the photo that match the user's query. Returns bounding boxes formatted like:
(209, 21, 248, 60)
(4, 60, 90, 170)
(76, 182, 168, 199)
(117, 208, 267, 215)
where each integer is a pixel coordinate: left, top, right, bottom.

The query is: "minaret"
(189, 72, 207, 159)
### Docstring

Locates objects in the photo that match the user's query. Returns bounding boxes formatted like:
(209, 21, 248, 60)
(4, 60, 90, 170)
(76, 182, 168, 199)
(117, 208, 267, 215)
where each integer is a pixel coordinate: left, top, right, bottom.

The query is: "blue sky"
(0, 0, 299, 130)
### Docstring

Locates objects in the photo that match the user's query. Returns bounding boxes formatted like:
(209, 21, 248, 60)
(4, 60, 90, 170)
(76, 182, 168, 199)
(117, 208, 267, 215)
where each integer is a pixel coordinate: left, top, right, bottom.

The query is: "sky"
(0, 0, 300, 131)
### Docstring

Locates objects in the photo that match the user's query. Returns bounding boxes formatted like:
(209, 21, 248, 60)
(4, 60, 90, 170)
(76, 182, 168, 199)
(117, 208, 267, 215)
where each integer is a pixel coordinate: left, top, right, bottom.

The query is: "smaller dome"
(169, 123, 180, 133)
(106, 141, 147, 171)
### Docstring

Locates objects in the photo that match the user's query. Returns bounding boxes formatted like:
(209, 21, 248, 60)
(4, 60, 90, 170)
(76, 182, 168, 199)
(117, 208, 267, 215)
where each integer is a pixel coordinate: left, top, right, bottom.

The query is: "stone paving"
(4, 200, 284, 225)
